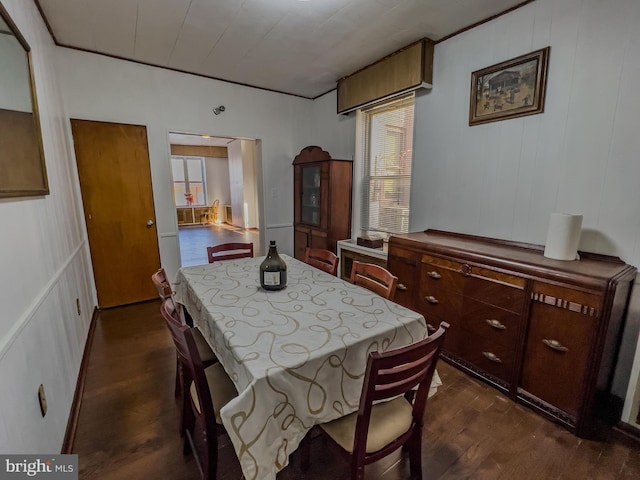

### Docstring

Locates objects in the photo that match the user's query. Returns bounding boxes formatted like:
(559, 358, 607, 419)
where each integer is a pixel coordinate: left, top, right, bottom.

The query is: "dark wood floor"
(179, 223, 261, 266)
(72, 301, 640, 479)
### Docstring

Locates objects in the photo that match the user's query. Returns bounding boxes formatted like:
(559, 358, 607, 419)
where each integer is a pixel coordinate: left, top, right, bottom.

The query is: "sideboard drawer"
(461, 298, 522, 347)
(387, 247, 419, 311)
(520, 300, 598, 418)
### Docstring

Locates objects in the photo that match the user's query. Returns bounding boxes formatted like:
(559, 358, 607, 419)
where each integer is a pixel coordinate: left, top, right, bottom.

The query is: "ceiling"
(36, 0, 530, 99)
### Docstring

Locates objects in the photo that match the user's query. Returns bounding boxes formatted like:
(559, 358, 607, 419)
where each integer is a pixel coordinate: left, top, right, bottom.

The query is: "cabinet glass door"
(301, 165, 321, 226)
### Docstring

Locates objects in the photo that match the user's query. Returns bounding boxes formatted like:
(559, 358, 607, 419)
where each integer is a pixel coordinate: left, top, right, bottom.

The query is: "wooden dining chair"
(349, 261, 398, 300)
(151, 267, 174, 300)
(152, 268, 218, 396)
(201, 199, 220, 224)
(309, 322, 449, 480)
(160, 298, 238, 480)
(206, 242, 254, 263)
(304, 247, 339, 276)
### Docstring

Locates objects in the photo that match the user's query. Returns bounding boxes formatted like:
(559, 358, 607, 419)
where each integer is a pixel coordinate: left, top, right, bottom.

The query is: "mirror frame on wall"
(0, 1, 48, 198)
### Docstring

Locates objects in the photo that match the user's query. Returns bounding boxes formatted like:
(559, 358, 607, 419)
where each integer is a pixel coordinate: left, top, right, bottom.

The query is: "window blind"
(360, 94, 415, 236)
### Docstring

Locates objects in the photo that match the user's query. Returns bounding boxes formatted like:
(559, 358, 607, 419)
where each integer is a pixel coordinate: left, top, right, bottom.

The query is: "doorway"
(168, 132, 262, 266)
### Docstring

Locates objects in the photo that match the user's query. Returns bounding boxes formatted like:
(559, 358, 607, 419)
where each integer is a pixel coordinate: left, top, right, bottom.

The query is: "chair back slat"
(151, 268, 188, 325)
(372, 350, 439, 400)
(349, 261, 398, 300)
(151, 268, 173, 299)
(207, 242, 254, 263)
(304, 247, 339, 275)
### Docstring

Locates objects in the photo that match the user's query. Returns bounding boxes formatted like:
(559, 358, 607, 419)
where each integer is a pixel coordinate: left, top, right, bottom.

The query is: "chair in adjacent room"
(206, 242, 254, 263)
(160, 298, 238, 480)
(201, 199, 220, 224)
(304, 247, 339, 276)
(308, 322, 449, 480)
(152, 268, 218, 396)
(349, 261, 398, 300)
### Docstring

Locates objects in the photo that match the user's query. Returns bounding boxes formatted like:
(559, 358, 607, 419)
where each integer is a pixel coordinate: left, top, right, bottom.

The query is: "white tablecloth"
(175, 254, 440, 480)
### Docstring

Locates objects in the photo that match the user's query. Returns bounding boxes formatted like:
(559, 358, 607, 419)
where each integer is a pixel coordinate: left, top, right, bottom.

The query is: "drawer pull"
(397, 283, 408, 291)
(485, 319, 506, 330)
(425, 295, 439, 304)
(542, 339, 569, 352)
(482, 351, 502, 363)
(426, 323, 437, 333)
(461, 263, 472, 276)
(427, 271, 441, 279)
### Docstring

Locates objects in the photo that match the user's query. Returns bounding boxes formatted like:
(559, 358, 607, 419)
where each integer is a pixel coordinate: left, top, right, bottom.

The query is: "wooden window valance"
(337, 39, 434, 114)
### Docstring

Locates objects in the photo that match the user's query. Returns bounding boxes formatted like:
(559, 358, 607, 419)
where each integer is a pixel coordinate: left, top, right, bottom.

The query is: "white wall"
(307, 90, 356, 161)
(204, 156, 230, 207)
(241, 140, 259, 229)
(408, 0, 640, 421)
(227, 139, 259, 229)
(55, 48, 313, 279)
(0, 0, 94, 453)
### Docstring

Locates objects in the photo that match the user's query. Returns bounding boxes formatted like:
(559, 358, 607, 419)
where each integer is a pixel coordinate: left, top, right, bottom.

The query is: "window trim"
(171, 155, 207, 207)
(354, 93, 415, 240)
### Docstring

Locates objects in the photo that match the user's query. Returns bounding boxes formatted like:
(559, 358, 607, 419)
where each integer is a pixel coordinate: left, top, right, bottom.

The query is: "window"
(171, 156, 206, 206)
(359, 94, 415, 237)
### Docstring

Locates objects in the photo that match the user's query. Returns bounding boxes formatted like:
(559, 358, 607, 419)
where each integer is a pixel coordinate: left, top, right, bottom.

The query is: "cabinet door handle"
(542, 339, 569, 352)
(482, 351, 502, 363)
(425, 295, 439, 304)
(485, 319, 506, 330)
(427, 271, 441, 279)
(397, 283, 408, 291)
(427, 323, 437, 333)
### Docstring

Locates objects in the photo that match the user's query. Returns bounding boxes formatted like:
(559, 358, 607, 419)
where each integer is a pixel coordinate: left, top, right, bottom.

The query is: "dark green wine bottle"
(260, 241, 287, 291)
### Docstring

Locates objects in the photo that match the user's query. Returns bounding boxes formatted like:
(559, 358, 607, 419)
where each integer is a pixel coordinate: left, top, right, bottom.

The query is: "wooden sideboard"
(387, 229, 636, 437)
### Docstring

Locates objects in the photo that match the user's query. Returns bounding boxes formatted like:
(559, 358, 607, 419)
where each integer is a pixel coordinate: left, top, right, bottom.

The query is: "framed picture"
(469, 47, 550, 126)
(0, 3, 48, 198)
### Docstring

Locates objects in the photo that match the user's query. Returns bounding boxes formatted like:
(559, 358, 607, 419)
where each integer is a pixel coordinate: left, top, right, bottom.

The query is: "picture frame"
(469, 47, 550, 126)
(0, 2, 49, 198)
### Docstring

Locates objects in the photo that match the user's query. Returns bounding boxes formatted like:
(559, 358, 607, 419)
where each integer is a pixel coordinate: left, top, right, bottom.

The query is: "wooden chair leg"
(407, 430, 423, 480)
(299, 433, 310, 471)
(351, 461, 365, 480)
(174, 356, 182, 397)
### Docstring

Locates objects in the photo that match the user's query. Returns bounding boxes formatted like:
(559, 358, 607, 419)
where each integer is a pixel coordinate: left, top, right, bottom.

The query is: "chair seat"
(192, 327, 218, 365)
(190, 362, 237, 424)
(319, 396, 413, 453)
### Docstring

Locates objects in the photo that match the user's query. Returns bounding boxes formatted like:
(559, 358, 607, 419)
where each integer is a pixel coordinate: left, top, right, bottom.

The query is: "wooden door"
(71, 119, 160, 308)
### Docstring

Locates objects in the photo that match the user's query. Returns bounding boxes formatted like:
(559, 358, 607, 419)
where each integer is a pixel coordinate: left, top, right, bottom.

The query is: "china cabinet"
(293, 146, 352, 260)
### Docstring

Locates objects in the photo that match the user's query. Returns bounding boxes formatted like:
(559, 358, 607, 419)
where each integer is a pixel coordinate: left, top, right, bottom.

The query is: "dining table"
(174, 254, 441, 480)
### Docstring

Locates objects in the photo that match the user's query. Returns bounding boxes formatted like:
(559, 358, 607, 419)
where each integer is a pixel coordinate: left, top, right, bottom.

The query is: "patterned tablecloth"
(175, 254, 440, 480)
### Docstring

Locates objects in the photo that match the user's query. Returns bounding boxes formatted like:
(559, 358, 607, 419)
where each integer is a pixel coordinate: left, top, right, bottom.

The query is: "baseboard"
(614, 421, 640, 444)
(61, 306, 99, 454)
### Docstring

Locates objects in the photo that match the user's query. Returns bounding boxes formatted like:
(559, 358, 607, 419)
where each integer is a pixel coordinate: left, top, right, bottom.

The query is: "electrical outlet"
(76, 298, 81, 316)
(38, 384, 47, 417)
